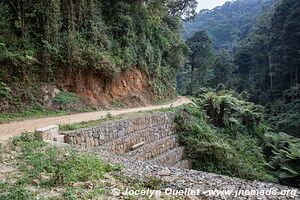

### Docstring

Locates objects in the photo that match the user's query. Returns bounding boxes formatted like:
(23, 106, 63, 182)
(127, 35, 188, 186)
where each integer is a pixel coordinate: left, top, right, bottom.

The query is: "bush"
(176, 90, 300, 187)
(0, 186, 34, 200)
(0, 0, 185, 101)
(53, 92, 80, 106)
(267, 99, 300, 137)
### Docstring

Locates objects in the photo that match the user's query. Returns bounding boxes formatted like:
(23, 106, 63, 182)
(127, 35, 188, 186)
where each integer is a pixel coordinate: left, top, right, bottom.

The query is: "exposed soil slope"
(55, 67, 153, 107)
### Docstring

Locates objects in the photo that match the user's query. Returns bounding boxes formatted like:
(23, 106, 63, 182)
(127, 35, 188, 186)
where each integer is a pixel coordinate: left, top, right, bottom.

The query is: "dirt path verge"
(0, 96, 191, 142)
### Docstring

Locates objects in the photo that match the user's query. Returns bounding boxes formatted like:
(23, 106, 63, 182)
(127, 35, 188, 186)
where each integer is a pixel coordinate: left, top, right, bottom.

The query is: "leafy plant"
(264, 132, 300, 187)
(0, 185, 34, 200)
(203, 90, 264, 135)
(112, 100, 124, 108)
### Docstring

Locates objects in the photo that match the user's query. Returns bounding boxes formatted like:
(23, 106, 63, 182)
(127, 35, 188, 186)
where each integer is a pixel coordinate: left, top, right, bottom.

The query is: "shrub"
(0, 186, 34, 200)
(53, 92, 80, 105)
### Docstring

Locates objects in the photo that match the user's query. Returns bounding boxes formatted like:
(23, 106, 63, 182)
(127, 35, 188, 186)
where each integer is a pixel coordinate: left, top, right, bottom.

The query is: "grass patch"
(0, 110, 70, 124)
(59, 114, 124, 131)
(112, 100, 125, 108)
(0, 184, 34, 200)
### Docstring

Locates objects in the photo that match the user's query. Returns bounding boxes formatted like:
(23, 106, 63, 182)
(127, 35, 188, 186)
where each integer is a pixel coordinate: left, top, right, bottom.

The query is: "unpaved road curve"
(0, 96, 192, 142)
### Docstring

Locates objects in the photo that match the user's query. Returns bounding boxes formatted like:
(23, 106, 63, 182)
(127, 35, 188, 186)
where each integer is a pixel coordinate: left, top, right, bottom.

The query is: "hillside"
(184, 0, 278, 50)
(0, 0, 187, 115)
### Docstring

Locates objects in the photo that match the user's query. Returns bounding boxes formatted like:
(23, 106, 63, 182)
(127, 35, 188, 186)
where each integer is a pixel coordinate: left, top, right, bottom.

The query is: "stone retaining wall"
(101, 124, 174, 154)
(126, 135, 179, 161)
(63, 112, 175, 150)
(173, 160, 193, 169)
(61, 112, 190, 169)
(150, 147, 185, 167)
(46, 110, 299, 199)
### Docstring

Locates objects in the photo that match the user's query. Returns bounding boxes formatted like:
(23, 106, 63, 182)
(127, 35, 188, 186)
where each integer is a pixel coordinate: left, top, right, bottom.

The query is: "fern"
(265, 132, 300, 187)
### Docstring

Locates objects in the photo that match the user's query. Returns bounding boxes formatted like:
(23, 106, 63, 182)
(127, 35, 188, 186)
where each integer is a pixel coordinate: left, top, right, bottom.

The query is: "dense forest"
(178, 0, 300, 136)
(184, 0, 278, 50)
(176, 0, 300, 187)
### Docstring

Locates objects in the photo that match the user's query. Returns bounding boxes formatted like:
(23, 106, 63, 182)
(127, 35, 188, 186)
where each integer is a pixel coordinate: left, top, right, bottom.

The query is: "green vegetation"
(176, 92, 275, 182)
(11, 133, 118, 186)
(175, 90, 300, 187)
(178, 0, 300, 137)
(53, 92, 80, 106)
(0, 133, 118, 199)
(231, 0, 300, 136)
(181, 30, 214, 94)
(264, 132, 300, 187)
(59, 114, 123, 131)
(112, 100, 125, 109)
(184, 0, 277, 49)
(0, 81, 11, 98)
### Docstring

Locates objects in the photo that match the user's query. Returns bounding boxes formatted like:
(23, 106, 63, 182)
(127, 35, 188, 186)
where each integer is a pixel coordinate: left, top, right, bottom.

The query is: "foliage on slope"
(0, 133, 118, 199)
(176, 90, 300, 187)
(263, 132, 300, 187)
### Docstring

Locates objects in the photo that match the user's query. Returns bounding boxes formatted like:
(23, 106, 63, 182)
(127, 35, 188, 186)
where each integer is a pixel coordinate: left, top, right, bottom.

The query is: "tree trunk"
(296, 66, 298, 85)
(268, 53, 273, 89)
(190, 65, 194, 94)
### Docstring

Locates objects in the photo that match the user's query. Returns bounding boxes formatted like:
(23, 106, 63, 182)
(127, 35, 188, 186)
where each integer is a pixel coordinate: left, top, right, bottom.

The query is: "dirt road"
(0, 96, 192, 142)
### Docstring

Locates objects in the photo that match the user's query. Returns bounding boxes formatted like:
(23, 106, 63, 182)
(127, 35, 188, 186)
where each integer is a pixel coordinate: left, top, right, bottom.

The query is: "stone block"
(35, 125, 59, 141)
(53, 135, 65, 143)
(131, 142, 145, 150)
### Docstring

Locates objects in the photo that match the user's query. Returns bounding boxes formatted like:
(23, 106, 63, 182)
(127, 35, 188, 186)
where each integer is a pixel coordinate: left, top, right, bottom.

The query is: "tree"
(212, 49, 236, 87)
(168, 0, 198, 21)
(186, 30, 214, 94)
